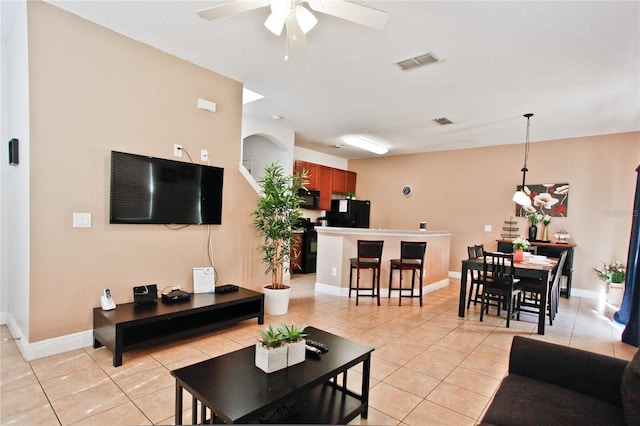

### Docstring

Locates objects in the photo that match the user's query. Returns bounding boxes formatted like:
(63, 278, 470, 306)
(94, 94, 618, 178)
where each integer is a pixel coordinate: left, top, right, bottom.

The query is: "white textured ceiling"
(47, 1, 640, 159)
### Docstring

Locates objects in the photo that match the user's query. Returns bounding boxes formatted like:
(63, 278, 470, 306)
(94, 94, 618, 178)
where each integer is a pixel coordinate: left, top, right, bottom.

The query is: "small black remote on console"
(306, 339, 329, 353)
(306, 345, 323, 356)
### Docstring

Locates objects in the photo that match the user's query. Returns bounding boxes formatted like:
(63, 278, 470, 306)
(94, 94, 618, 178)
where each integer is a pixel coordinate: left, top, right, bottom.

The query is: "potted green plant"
(278, 323, 308, 366)
(252, 163, 308, 315)
(594, 261, 626, 305)
(255, 324, 287, 373)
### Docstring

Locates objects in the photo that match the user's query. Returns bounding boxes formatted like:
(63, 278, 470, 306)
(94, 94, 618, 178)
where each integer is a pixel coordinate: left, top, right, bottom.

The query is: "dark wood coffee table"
(171, 327, 374, 424)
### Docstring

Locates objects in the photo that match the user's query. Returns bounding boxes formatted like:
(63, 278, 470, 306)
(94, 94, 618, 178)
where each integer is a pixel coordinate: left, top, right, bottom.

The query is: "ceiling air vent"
(433, 117, 454, 125)
(395, 52, 440, 71)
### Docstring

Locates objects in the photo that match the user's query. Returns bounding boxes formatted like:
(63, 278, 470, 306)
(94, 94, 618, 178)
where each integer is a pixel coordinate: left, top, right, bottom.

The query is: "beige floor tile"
(0, 363, 38, 392)
(99, 353, 161, 379)
(427, 381, 490, 419)
(40, 365, 111, 401)
(0, 382, 51, 419)
(402, 399, 476, 426)
(347, 406, 401, 425)
(113, 365, 174, 399)
(133, 384, 182, 424)
(70, 401, 150, 425)
(444, 366, 501, 397)
(0, 402, 60, 426)
(30, 349, 98, 381)
(49, 382, 128, 425)
(149, 342, 204, 365)
(383, 366, 441, 398)
(369, 381, 423, 421)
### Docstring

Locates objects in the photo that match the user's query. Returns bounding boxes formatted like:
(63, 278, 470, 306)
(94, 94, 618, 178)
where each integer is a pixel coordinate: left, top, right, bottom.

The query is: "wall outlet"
(174, 144, 182, 157)
(201, 149, 208, 162)
(484, 224, 492, 232)
(73, 212, 92, 228)
(332, 267, 337, 276)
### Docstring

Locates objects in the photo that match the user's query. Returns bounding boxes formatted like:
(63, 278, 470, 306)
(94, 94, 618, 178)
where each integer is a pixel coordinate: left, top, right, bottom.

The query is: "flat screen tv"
(110, 151, 224, 225)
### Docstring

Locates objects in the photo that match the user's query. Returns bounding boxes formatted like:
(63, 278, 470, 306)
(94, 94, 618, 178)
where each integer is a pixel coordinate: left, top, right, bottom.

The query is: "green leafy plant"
(527, 212, 543, 226)
(277, 323, 307, 343)
(594, 261, 626, 284)
(252, 163, 309, 289)
(512, 237, 530, 250)
(258, 324, 284, 348)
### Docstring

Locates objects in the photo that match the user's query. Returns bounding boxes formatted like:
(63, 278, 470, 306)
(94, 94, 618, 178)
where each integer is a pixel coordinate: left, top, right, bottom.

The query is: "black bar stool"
(388, 241, 427, 306)
(349, 240, 384, 306)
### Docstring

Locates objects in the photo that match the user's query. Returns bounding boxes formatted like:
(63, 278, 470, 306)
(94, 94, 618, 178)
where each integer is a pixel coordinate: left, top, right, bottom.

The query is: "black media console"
(93, 287, 264, 367)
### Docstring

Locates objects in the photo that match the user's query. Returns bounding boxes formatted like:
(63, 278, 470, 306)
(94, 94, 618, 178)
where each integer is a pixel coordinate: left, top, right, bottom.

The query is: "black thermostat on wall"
(9, 138, 19, 165)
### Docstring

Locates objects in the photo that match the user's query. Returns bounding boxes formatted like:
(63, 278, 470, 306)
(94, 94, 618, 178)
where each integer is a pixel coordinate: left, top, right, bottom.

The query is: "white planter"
(263, 286, 291, 316)
(287, 339, 306, 367)
(255, 343, 288, 373)
(607, 282, 624, 306)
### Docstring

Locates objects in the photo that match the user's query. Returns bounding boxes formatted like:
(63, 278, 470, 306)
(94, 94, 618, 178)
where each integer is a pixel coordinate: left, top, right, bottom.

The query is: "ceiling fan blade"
(197, 0, 269, 21)
(264, 12, 286, 35)
(307, 0, 389, 29)
(285, 13, 308, 53)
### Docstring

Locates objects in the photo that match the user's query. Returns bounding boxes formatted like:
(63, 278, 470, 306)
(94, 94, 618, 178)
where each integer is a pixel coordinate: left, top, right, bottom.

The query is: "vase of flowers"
(526, 212, 542, 241)
(594, 261, 626, 305)
(541, 215, 551, 241)
(512, 237, 530, 262)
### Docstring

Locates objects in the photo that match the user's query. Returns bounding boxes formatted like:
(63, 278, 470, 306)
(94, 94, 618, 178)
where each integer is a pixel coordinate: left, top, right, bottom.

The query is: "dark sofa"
(481, 336, 640, 425)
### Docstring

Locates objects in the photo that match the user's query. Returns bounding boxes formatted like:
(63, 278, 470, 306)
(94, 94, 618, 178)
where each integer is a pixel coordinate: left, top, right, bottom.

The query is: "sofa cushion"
(482, 374, 625, 426)
(622, 349, 640, 425)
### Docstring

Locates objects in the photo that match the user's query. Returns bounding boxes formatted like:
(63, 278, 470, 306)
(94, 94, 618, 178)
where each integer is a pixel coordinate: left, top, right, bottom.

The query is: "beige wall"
(26, 2, 264, 342)
(350, 132, 639, 295)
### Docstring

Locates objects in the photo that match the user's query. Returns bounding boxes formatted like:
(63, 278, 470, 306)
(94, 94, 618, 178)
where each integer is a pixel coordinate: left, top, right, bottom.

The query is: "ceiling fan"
(197, 0, 389, 57)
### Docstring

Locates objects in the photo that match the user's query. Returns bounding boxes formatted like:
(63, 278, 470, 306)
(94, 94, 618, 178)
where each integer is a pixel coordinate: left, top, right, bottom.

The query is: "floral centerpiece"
(526, 212, 543, 241)
(512, 237, 530, 262)
(594, 261, 626, 284)
(541, 214, 552, 241)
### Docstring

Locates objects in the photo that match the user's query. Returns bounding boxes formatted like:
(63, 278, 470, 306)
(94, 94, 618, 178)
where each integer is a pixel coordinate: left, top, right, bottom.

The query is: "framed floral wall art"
(515, 183, 569, 217)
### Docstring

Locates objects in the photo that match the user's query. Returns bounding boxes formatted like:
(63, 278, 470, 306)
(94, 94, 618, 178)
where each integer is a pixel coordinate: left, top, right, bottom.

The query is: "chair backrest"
(483, 251, 515, 281)
(400, 241, 427, 266)
(357, 240, 384, 263)
(523, 246, 538, 254)
(468, 245, 479, 259)
(474, 244, 485, 256)
(551, 250, 568, 287)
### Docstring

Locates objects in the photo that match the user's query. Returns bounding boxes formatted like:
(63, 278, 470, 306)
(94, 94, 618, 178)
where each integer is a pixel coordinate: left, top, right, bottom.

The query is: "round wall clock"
(402, 185, 413, 197)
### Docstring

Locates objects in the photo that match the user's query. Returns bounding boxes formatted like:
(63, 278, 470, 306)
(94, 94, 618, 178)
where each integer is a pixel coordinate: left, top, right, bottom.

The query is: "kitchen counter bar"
(314, 227, 452, 297)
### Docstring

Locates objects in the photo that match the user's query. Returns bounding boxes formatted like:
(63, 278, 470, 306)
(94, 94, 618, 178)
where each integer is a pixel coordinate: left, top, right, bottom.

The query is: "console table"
(93, 288, 264, 367)
(497, 239, 576, 297)
(171, 327, 374, 424)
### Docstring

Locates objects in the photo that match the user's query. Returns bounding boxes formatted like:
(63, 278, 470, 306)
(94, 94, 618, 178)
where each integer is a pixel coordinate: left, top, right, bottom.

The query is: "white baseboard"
(3, 313, 93, 362)
(315, 278, 450, 298)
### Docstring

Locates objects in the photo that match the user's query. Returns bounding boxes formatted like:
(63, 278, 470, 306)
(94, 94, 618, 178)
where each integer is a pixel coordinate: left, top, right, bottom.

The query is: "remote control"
(306, 345, 323, 356)
(305, 339, 329, 353)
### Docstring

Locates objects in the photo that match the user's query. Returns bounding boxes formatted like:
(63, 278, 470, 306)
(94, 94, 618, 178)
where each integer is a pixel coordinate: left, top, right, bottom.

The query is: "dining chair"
(480, 252, 522, 328)
(466, 245, 484, 308)
(349, 240, 384, 306)
(519, 250, 568, 325)
(388, 241, 427, 306)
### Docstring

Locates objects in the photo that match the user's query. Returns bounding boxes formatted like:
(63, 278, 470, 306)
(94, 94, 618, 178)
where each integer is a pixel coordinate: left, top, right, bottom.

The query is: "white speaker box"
(193, 267, 215, 293)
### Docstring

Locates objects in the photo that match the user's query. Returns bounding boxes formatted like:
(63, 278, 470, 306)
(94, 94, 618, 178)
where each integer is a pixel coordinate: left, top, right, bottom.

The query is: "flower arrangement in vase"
(541, 215, 552, 241)
(594, 261, 626, 284)
(512, 237, 530, 262)
(526, 212, 543, 241)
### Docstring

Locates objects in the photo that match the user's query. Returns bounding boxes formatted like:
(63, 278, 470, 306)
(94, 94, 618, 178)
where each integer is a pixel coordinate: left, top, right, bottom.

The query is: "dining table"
(458, 255, 557, 335)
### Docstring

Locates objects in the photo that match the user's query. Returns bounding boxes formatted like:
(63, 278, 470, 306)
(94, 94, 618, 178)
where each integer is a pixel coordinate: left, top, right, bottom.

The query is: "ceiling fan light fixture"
(264, 12, 286, 35)
(343, 135, 388, 155)
(296, 5, 318, 34)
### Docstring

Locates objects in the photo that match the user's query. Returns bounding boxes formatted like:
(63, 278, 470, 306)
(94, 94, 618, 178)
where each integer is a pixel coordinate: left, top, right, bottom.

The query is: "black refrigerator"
(326, 199, 370, 228)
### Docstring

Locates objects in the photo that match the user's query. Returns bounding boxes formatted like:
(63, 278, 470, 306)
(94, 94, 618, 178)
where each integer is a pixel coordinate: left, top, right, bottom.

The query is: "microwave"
(298, 189, 320, 210)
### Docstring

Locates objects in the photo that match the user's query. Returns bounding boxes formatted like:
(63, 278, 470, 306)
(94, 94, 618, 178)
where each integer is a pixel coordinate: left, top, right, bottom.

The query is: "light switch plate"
(73, 212, 92, 228)
(484, 224, 492, 232)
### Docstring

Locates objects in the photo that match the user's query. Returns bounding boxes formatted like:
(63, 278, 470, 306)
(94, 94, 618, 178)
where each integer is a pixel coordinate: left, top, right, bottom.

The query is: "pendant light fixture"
(512, 113, 534, 206)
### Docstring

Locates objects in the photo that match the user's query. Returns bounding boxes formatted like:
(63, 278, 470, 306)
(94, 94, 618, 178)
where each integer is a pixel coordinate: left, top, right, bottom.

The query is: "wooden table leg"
(175, 383, 183, 425)
(459, 262, 469, 317)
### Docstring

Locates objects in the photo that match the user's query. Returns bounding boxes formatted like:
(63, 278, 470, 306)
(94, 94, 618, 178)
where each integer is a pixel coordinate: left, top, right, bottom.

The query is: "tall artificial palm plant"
(252, 163, 308, 289)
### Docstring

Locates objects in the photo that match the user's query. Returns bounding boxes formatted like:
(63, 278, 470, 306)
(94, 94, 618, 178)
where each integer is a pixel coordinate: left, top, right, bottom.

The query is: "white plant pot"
(255, 343, 288, 373)
(607, 282, 624, 306)
(263, 286, 291, 316)
(287, 339, 306, 367)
